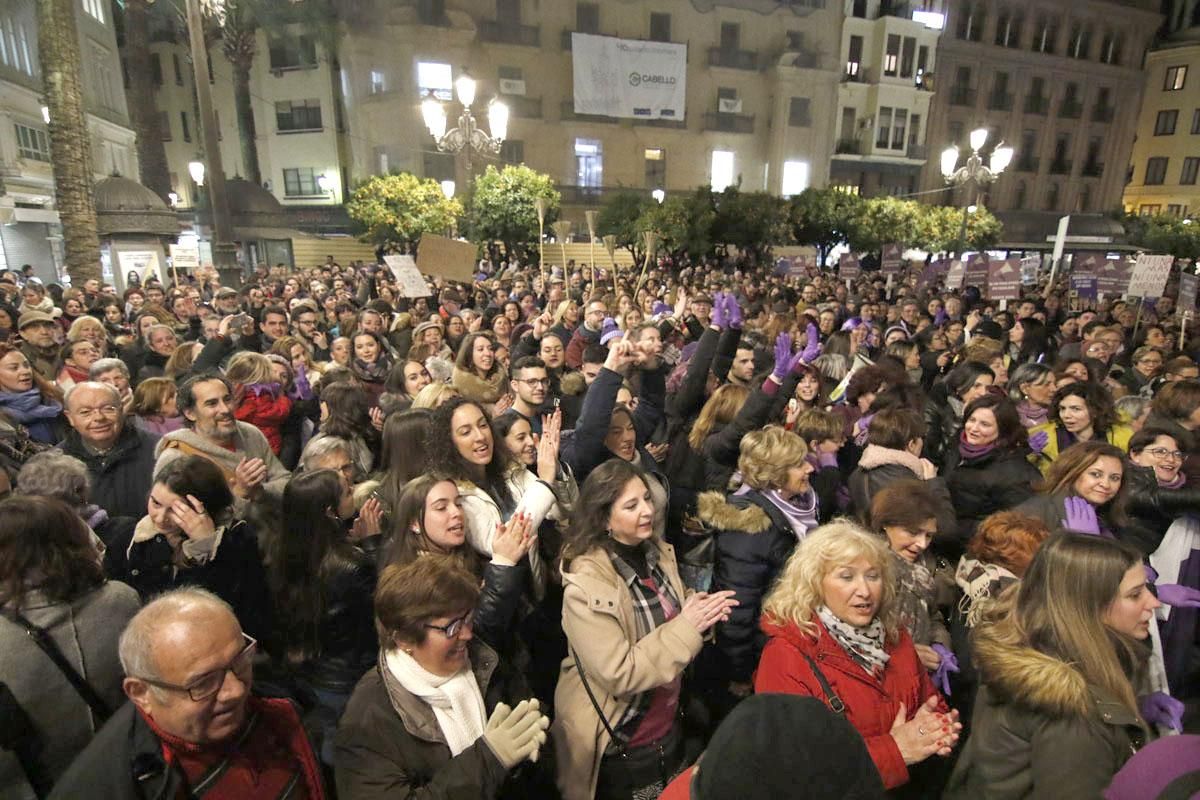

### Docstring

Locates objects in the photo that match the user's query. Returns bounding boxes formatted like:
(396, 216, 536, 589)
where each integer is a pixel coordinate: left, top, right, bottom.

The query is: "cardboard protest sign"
(382, 254, 432, 298)
(1020, 255, 1040, 286)
(964, 253, 989, 288)
(916, 260, 943, 291)
(838, 253, 860, 280)
(168, 244, 200, 270)
(1179, 272, 1198, 314)
(416, 234, 477, 282)
(987, 257, 1022, 301)
(1126, 254, 1175, 299)
(881, 243, 903, 276)
(775, 257, 792, 276)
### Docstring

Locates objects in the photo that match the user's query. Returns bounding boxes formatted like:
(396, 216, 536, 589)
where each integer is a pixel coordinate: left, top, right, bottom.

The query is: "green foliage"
(847, 196, 922, 254)
(641, 189, 715, 262)
(469, 164, 560, 261)
(788, 189, 865, 263)
(345, 172, 463, 253)
(711, 188, 789, 260)
(1124, 213, 1200, 261)
(597, 190, 655, 263)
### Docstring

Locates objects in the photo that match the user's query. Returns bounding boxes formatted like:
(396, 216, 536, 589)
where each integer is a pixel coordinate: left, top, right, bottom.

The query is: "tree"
(118, 0, 171, 201)
(219, 0, 262, 186)
(597, 190, 654, 264)
(345, 173, 463, 253)
(711, 187, 789, 262)
(640, 189, 714, 263)
(788, 189, 865, 266)
(469, 164, 560, 262)
(846, 196, 922, 256)
(37, 0, 101, 284)
(1125, 213, 1200, 261)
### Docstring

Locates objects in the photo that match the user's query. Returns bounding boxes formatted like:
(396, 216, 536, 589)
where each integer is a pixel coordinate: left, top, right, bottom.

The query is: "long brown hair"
(561, 459, 652, 566)
(688, 383, 749, 451)
(0, 496, 103, 609)
(1038, 441, 1130, 526)
(381, 473, 482, 576)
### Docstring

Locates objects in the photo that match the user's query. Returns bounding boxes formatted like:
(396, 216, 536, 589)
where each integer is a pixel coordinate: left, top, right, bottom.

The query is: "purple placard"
(839, 253, 861, 279)
(1095, 258, 1132, 296)
(964, 253, 989, 288)
(1070, 273, 1098, 301)
(881, 243, 903, 276)
(1179, 272, 1198, 314)
(987, 257, 1022, 301)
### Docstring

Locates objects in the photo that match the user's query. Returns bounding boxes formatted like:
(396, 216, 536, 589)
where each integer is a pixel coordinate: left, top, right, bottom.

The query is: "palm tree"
(120, 0, 172, 201)
(36, 0, 101, 284)
(220, 0, 261, 186)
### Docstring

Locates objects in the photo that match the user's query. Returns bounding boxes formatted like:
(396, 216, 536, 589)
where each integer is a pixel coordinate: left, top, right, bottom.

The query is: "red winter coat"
(754, 615, 946, 790)
(234, 388, 292, 455)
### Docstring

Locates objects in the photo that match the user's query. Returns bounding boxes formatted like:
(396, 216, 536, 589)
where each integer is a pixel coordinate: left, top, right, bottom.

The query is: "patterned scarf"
(817, 604, 890, 678)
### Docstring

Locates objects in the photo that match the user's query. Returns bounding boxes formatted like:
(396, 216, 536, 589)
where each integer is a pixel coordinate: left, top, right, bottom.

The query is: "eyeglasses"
(517, 378, 550, 387)
(71, 404, 120, 421)
(1145, 447, 1185, 461)
(135, 633, 256, 701)
(424, 611, 474, 639)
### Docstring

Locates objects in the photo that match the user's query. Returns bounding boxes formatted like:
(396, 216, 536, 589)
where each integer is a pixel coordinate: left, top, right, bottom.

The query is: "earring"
(404, 648, 414, 655)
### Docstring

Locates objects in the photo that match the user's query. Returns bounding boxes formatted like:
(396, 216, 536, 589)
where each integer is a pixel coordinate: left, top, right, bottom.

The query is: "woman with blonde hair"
(755, 520, 960, 792)
(412, 381, 460, 410)
(66, 314, 109, 357)
(946, 534, 1160, 798)
(162, 340, 202, 380)
(226, 351, 292, 456)
(130, 376, 184, 435)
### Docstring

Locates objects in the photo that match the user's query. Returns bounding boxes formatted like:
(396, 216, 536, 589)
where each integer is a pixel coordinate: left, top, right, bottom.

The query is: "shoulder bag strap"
(798, 651, 846, 716)
(570, 648, 626, 757)
(1, 607, 112, 723)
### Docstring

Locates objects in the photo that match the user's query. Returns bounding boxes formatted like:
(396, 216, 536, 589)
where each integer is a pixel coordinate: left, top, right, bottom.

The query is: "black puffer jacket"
(1014, 493, 1161, 556)
(921, 383, 961, 469)
(943, 446, 1041, 545)
(1124, 463, 1200, 539)
(294, 550, 378, 694)
(58, 424, 160, 519)
(846, 446, 957, 552)
(697, 488, 799, 682)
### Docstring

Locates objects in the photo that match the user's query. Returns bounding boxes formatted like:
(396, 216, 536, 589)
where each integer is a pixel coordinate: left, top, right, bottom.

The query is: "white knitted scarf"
(385, 648, 487, 756)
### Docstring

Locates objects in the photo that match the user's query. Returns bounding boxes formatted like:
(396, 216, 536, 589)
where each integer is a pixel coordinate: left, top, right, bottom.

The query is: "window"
(0, 16, 34, 76)
(1046, 182, 1059, 211)
(173, 53, 183, 85)
(14, 123, 49, 161)
(158, 110, 171, 141)
(788, 97, 811, 127)
(781, 161, 809, 197)
(575, 138, 602, 188)
(884, 34, 900, 76)
(645, 147, 666, 189)
(851, 0, 867, 17)
(846, 35, 863, 77)
(908, 114, 921, 151)
(283, 168, 322, 196)
(900, 37, 916, 78)
(500, 140, 524, 164)
(417, 61, 453, 101)
(268, 34, 318, 71)
(840, 107, 856, 141)
(577, 2, 599, 33)
(892, 109, 907, 149)
(717, 86, 739, 113)
(876, 107, 892, 148)
(369, 70, 385, 95)
(1166, 66, 1188, 91)
(1192, 109, 1200, 134)
(1183, 158, 1200, 185)
(150, 53, 163, 86)
(649, 12, 671, 42)
(1168, 203, 1186, 217)
(1139, 204, 1162, 216)
(1155, 109, 1179, 136)
(710, 150, 734, 192)
(995, 9, 1022, 47)
(180, 111, 191, 143)
(276, 99, 322, 131)
(423, 152, 454, 181)
(720, 22, 740, 51)
(1145, 157, 1169, 185)
(956, 3, 984, 41)
(1100, 31, 1122, 65)
(1067, 23, 1091, 59)
(90, 43, 117, 110)
(82, 0, 105, 23)
(417, 0, 447, 24)
(1032, 15, 1058, 54)
(917, 45, 929, 73)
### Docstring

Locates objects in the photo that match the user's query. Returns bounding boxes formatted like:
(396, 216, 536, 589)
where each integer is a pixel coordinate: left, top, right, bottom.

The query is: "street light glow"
(652, 189, 665, 203)
(168, 192, 179, 207)
(969, 128, 989, 152)
(991, 145, 1014, 174)
(422, 93, 447, 140)
(454, 73, 477, 108)
(188, 160, 206, 186)
(441, 180, 456, 199)
(940, 146, 959, 178)
(40, 105, 49, 124)
(488, 99, 509, 142)
(316, 173, 332, 193)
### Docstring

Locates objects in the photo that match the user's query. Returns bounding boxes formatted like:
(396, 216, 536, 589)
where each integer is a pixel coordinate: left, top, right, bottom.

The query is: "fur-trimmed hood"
(973, 616, 1092, 718)
(696, 490, 773, 534)
(451, 365, 506, 403)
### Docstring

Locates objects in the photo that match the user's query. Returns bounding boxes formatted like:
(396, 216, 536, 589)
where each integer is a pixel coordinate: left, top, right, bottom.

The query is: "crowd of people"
(0, 254, 1198, 800)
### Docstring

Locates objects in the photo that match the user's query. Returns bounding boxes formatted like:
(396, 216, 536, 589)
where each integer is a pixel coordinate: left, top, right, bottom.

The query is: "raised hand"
(369, 406, 386, 432)
(492, 511, 536, 564)
(726, 293, 743, 329)
(710, 292, 729, 330)
(536, 411, 562, 482)
(494, 393, 515, 416)
(799, 322, 822, 364)
(681, 590, 738, 634)
(1063, 496, 1100, 535)
(170, 494, 216, 540)
(350, 496, 384, 541)
(772, 333, 794, 381)
(233, 457, 268, 498)
(604, 338, 637, 373)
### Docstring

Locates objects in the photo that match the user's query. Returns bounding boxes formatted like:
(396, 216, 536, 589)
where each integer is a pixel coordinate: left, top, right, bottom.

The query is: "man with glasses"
(566, 299, 608, 368)
(292, 303, 331, 361)
(507, 356, 550, 436)
(50, 588, 325, 799)
(58, 381, 159, 518)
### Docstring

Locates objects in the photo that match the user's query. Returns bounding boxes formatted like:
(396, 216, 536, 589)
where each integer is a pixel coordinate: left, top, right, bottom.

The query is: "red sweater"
(753, 616, 946, 790)
(234, 388, 292, 454)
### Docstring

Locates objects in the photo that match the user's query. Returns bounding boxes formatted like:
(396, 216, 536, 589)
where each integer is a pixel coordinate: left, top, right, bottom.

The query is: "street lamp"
(941, 127, 1013, 255)
(422, 70, 508, 200)
(188, 160, 206, 187)
(651, 189, 666, 204)
(440, 180, 457, 199)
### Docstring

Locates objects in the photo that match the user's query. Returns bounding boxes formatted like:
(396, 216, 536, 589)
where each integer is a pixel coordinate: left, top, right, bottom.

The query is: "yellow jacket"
(1028, 422, 1133, 475)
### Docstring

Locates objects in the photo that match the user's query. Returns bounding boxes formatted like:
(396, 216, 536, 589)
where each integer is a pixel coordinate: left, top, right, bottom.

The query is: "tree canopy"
(469, 164, 560, 262)
(345, 172, 463, 253)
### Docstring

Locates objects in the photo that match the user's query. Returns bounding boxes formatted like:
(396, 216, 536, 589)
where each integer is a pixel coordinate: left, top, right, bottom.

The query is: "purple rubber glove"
(1063, 496, 1100, 535)
(835, 484, 851, 511)
(931, 644, 959, 696)
(772, 333, 794, 380)
(816, 450, 839, 469)
(1146, 564, 1159, 583)
(726, 293, 743, 329)
(290, 362, 313, 401)
(1028, 429, 1049, 454)
(934, 308, 949, 326)
(710, 291, 728, 329)
(1139, 691, 1185, 731)
(1157, 583, 1200, 608)
(799, 322, 821, 363)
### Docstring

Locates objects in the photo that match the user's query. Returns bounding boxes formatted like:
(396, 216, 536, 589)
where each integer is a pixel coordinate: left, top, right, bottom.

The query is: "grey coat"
(0, 582, 140, 800)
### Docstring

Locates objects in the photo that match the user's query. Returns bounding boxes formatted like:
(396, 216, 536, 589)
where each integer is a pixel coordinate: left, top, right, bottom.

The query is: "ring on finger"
(918, 727, 927, 735)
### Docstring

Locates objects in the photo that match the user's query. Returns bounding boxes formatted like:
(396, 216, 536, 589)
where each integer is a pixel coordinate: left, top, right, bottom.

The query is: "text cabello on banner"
(572, 33, 688, 120)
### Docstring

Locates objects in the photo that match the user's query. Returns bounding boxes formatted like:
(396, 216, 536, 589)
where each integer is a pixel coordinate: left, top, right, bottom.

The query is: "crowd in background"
(0, 252, 1198, 800)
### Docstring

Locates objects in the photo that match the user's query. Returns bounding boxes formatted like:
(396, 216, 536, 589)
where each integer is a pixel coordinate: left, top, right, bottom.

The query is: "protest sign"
(1019, 255, 1040, 286)
(168, 244, 200, 270)
(117, 250, 161, 283)
(1179, 272, 1198, 314)
(987, 257, 1022, 301)
(774, 257, 792, 276)
(838, 253, 860, 280)
(1126, 254, 1174, 299)
(383, 254, 432, 298)
(964, 253, 989, 288)
(945, 259, 965, 290)
(416, 234, 477, 282)
(1069, 273, 1098, 302)
(881, 243, 903, 276)
(1095, 258, 1132, 296)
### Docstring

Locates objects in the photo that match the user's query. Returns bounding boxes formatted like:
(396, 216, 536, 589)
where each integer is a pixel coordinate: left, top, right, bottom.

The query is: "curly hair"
(761, 519, 900, 642)
(966, 511, 1050, 576)
(426, 396, 515, 501)
(1050, 381, 1119, 437)
(738, 425, 808, 491)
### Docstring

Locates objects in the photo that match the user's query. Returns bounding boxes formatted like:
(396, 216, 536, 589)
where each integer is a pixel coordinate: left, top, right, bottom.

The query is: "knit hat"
(412, 320, 443, 341)
(1104, 735, 1200, 800)
(17, 310, 55, 329)
(693, 695, 884, 800)
(599, 317, 622, 346)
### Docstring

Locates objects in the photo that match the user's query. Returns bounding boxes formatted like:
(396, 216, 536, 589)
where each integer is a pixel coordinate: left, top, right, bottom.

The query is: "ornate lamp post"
(422, 72, 508, 202)
(940, 128, 1013, 255)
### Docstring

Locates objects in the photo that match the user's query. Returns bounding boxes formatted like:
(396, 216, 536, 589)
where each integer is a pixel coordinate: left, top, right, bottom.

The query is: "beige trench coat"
(551, 539, 701, 800)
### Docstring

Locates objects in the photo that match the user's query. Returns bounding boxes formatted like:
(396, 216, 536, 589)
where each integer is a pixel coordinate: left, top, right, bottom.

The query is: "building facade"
(917, 0, 1160, 240)
(0, 0, 137, 281)
(1123, 37, 1200, 217)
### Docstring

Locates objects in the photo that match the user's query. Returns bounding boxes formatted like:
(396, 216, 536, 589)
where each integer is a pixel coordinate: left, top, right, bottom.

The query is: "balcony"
(1024, 95, 1049, 115)
(987, 92, 1014, 111)
(1092, 105, 1115, 123)
(843, 66, 871, 83)
(1082, 161, 1105, 177)
(632, 116, 687, 129)
(477, 20, 539, 46)
(558, 185, 610, 205)
(906, 144, 927, 160)
(560, 29, 610, 49)
(835, 139, 863, 155)
(1049, 158, 1073, 175)
(507, 96, 542, 119)
(1059, 100, 1083, 119)
(949, 86, 976, 107)
(1015, 157, 1040, 173)
(708, 47, 759, 71)
(703, 112, 755, 133)
(560, 100, 617, 124)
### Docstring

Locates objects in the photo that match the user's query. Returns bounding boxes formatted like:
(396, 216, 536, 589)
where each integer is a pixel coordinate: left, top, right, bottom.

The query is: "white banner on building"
(572, 33, 687, 121)
(117, 250, 161, 283)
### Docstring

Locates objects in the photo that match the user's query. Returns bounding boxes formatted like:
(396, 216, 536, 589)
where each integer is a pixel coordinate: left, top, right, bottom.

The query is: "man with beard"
(154, 373, 290, 505)
(508, 356, 549, 436)
(17, 310, 60, 382)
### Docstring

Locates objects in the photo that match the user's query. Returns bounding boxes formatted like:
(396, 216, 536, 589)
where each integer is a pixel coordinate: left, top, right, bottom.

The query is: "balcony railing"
(1059, 100, 1082, 119)
(1082, 160, 1105, 177)
(508, 96, 542, 119)
(949, 86, 976, 106)
(1049, 158, 1073, 175)
(987, 92, 1014, 111)
(703, 112, 755, 133)
(560, 101, 618, 124)
(835, 139, 862, 155)
(1024, 95, 1049, 115)
(1092, 105, 1115, 123)
(906, 143, 927, 160)
(1015, 157, 1040, 173)
(708, 47, 759, 70)
(477, 20, 540, 46)
(558, 185, 610, 205)
(632, 115, 687, 129)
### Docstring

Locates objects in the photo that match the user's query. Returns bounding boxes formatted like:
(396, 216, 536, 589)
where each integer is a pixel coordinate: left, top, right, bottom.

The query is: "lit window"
(781, 161, 809, 197)
(0, 17, 34, 76)
(711, 150, 734, 192)
(912, 10, 945, 29)
(417, 61, 453, 101)
(1165, 66, 1187, 92)
(82, 0, 105, 24)
(575, 138, 603, 189)
(370, 70, 386, 95)
(14, 124, 50, 161)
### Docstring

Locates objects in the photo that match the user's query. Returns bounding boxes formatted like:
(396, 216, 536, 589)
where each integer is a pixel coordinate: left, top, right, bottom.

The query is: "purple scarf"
(958, 432, 997, 461)
(736, 484, 819, 540)
(1016, 400, 1049, 427)
(1160, 471, 1187, 490)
